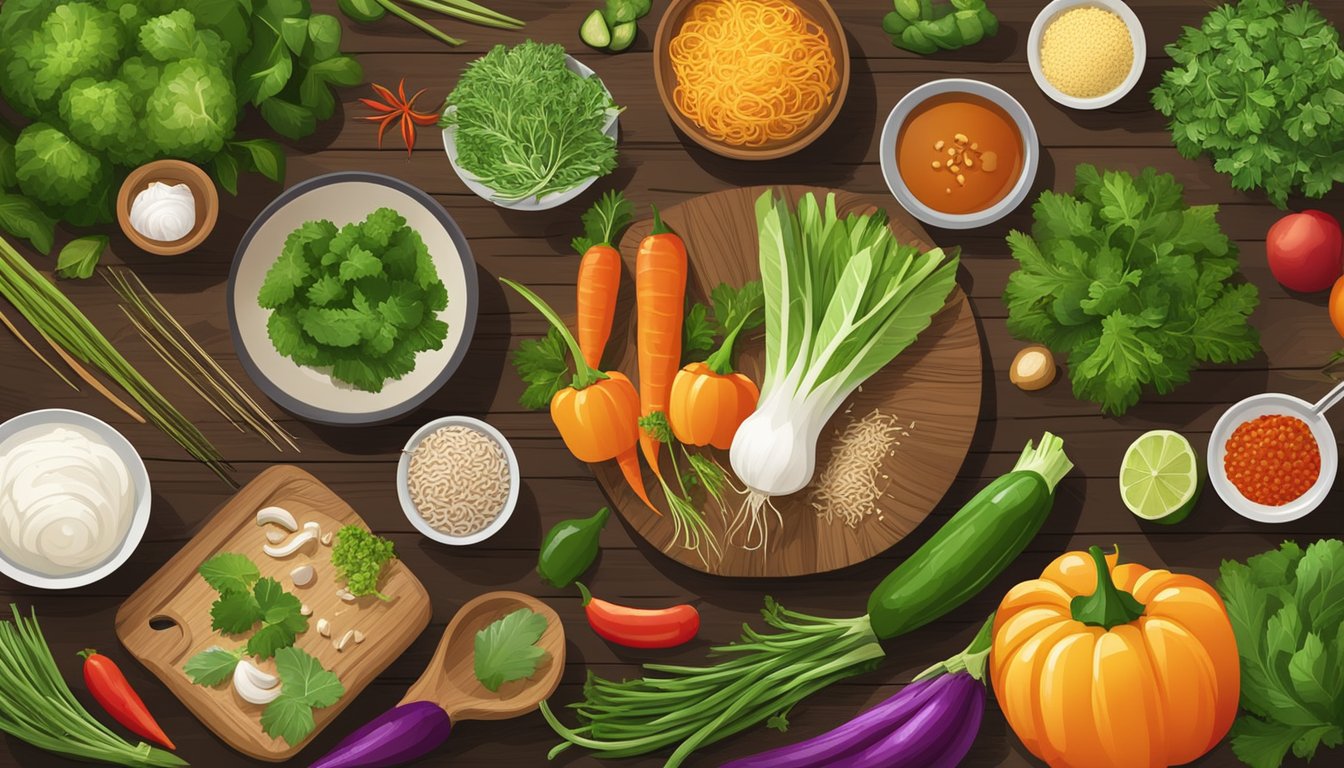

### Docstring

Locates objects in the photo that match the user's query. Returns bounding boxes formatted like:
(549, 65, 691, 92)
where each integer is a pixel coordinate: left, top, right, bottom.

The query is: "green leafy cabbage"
(258, 208, 450, 393)
(1003, 164, 1260, 415)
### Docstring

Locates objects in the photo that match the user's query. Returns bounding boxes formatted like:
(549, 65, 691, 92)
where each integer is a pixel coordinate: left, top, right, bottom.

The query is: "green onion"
(0, 234, 231, 483)
(539, 598, 884, 766)
(0, 606, 186, 767)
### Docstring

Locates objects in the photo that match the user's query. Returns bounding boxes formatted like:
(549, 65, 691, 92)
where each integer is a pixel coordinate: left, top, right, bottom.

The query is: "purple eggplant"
(309, 701, 452, 768)
(832, 671, 984, 768)
(720, 676, 949, 768)
(722, 615, 994, 768)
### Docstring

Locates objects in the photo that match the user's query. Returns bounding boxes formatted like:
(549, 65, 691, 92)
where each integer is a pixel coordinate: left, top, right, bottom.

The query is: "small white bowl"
(1028, 0, 1146, 110)
(1207, 393, 1338, 524)
(397, 416, 520, 545)
(879, 79, 1039, 230)
(0, 409, 151, 589)
(441, 55, 620, 211)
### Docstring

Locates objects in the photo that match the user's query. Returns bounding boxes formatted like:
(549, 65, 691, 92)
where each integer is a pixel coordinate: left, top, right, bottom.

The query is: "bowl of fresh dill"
(440, 41, 622, 212)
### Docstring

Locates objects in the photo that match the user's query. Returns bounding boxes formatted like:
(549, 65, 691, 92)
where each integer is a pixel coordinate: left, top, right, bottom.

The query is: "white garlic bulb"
(129, 182, 196, 242)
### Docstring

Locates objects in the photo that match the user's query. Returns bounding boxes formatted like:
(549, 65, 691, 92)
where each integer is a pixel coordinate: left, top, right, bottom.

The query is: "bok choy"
(728, 190, 959, 539)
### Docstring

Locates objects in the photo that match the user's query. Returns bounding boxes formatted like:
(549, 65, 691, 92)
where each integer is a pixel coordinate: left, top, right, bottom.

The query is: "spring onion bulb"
(728, 191, 959, 544)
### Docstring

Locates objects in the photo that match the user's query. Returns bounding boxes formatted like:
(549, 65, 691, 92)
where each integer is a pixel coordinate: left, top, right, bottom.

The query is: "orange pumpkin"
(668, 362, 759, 449)
(989, 546, 1240, 768)
(550, 371, 640, 463)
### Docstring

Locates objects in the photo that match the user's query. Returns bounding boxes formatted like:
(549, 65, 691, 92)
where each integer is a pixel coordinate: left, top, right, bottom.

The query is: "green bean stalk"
(337, 0, 524, 46)
(542, 433, 1073, 767)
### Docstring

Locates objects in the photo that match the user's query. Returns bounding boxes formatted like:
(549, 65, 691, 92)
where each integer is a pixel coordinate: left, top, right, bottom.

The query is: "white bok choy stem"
(728, 191, 960, 545)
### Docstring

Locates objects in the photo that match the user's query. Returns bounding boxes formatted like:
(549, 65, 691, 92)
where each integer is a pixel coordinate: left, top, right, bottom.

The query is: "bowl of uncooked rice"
(397, 415, 520, 545)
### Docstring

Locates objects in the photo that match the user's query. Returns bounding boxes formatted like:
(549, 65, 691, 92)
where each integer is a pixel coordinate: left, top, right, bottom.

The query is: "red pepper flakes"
(1224, 414, 1320, 506)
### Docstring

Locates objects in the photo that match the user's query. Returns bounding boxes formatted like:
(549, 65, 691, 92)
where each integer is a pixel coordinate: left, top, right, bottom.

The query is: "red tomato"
(1266, 210, 1342, 292)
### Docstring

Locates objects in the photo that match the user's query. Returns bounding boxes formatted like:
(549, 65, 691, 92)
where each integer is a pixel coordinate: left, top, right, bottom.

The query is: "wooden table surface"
(1, 1, 1340, 766)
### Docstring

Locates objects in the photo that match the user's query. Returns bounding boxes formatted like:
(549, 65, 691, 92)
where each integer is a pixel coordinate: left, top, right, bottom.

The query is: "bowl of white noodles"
(397, 415, 519, 546)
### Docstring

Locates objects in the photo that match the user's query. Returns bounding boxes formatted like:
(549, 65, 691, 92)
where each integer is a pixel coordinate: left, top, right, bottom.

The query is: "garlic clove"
(263, 529, 317, 558)
(255, 506, 297, 531)
(233, 660, 281, 705)
(265, 530, 287, 545)
(353, 631, 365, 644)
(300, 604, 312, 616)
(317, 618, 331, 637)
(290, 564, 315, 588)
(320, 531, 333, 546)
(335, 630, 356, 651)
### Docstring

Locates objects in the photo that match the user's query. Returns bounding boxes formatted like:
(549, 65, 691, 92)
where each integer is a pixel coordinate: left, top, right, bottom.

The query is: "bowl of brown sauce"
(879, 79, 1038, 230)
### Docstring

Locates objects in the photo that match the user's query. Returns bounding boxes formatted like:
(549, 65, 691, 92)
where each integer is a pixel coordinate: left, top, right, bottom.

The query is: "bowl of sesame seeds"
(1029, 0, 1146, 110)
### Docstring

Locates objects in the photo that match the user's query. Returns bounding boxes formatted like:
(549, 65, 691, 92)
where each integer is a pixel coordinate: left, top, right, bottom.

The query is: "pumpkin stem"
(914, 613, 995, 683)
(501, 277, 607, 390)
(1070, 545, 1146, 630)
(705, 320, 746, 374)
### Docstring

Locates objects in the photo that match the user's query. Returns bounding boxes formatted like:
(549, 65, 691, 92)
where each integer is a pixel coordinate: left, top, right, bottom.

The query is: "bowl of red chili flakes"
(1208, 392, 1337, 523)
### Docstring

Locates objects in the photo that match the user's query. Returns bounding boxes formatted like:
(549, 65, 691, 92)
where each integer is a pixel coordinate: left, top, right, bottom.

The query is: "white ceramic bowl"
(397, 416, 520, 545)
(228, 172, 479, 426)
(1207, 393, 1338, 524)
(1028, 0, 1146, 110)
(879, 79, 1039, 230)
(441, 55, 620, 211)
(0, 409, 151, 589)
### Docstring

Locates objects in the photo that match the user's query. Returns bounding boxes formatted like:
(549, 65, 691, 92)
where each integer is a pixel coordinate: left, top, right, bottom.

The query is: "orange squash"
(989, 546, 1239, 768)
(668, 362, 759, 449)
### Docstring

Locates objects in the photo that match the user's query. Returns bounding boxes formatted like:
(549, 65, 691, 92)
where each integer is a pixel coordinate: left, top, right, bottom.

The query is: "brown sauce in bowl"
(896, 93, 1024, 215)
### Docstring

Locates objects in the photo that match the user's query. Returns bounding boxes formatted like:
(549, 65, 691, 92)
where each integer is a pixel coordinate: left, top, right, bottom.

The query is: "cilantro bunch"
(1151, 0, 1344, 208)
(258, 207, 449, 393)
(1003, 164, 1260, 415)
(1217, 540, 1344, 768)
(184, 553, 344, 747)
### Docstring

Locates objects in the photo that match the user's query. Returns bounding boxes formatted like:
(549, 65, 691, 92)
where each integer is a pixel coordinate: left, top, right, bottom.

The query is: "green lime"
(1119, 430, 1201, 524)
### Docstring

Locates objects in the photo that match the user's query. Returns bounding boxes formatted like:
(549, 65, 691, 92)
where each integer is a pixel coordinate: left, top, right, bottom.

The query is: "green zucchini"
(580, 9, 611, 49)
(609, 21, 637, 52)
(866, 433, 1073, 639)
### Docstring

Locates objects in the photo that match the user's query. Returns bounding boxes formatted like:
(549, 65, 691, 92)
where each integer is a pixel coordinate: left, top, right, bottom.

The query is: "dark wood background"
(1, 1, 1340, 766)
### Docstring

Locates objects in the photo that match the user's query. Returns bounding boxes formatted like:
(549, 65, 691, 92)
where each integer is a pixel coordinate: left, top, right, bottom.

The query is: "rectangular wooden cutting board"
(115, 465, 431, 761)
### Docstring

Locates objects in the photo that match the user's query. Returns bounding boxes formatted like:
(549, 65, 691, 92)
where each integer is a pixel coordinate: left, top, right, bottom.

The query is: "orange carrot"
(574, 192, 632, 369)
(635, 206, 688, 475)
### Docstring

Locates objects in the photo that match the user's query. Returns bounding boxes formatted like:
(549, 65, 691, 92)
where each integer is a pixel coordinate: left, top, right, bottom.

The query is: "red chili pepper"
(577, 583, 699, 649)
(79, 649, 175, 750)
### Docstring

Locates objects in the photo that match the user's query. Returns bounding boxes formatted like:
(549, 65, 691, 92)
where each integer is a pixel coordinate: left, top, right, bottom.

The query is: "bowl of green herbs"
(440, 41, 621, 211)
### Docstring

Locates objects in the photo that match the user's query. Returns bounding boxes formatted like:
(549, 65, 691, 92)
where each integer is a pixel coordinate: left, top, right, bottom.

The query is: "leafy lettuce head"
(0, 2, 127, 117)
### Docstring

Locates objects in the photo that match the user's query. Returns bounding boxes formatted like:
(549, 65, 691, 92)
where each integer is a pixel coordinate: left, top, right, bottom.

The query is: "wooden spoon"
(309, 592, 565, 768)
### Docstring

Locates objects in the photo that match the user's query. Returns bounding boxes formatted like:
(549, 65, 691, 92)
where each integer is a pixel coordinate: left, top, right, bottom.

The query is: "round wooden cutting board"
(593, 185, 983, 578)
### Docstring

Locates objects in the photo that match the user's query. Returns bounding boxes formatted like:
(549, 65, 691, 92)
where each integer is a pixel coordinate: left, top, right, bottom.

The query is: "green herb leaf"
(260, 694, 315, 747)
(1152, 0, 1344, 207)
(474, 607, 549, 692)
(184, 647, 241, 686)
(261, 647, 345, 746)
(681, 303, 715, 363)
(445, 41, 619, 201)
(232, 139, 286, 184)
(710, 280, 765, 337)
(639, 411, 674, 445)
(211, 591, 262, 634)
(573, 190, 633, 253)
(331, 525, 396, 600)
(1004, 165, 1258, 415)
(1217, 539, 1344, 768)
(55, 235, 107, 280)
(199, 552, 261, 594)
(513, 328, 572, 410)
(0, 193, 56, 255)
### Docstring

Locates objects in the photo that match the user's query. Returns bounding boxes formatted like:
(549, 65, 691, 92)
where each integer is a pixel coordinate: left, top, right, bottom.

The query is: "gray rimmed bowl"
(228, 172, 479, 426)
(0, 409, 151, 590)
(879, 79, 1039, 230)
(397, 416, 520, 546)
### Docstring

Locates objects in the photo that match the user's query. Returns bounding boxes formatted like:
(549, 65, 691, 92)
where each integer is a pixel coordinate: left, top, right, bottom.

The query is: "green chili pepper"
(884, 0, 999, 55)
(537, 507, 610, 588)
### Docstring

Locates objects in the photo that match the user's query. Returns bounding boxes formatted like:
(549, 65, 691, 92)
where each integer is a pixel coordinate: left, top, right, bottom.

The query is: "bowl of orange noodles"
(654, 0, 849, 161)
